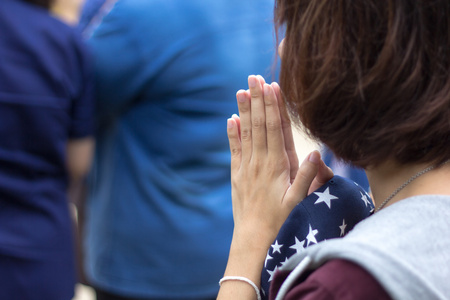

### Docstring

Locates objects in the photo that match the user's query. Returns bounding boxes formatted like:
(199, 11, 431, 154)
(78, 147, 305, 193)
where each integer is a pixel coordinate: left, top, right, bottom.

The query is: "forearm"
(66, 137, 95, 184)
(218, 75, 333, 299)
(217, 231, 269, 300)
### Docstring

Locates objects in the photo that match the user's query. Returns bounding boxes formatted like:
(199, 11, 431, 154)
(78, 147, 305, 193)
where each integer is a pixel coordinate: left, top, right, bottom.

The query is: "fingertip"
(248, 75, 257, 88)
(232, 114, 241, 127)
(236, 90, 247, 103)
(263, 83, 271, 96)
(256, 75, 266, 84)
(298, 151, 320, 174)
(308, 150, 321, 164)
(318, 155, 334, 179)
(319, 156, 331, 170)
(236, 89, 246, 94)
(289, 151, 321, 201)
(272, 83, 281, 97)
(227, 118, 235, 129)
(227, 118, 240, 143)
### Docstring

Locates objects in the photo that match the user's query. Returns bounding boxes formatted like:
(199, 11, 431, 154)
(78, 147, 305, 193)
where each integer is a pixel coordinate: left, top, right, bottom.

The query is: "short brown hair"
(275, 0, 450, 167)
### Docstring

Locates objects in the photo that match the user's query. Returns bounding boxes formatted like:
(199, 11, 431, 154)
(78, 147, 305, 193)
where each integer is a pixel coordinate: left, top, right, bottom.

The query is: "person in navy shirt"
(0, 0, 95, 299)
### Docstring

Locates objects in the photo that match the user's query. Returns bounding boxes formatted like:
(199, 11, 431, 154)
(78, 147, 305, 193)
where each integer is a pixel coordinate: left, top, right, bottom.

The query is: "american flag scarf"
(260, 175, 374, 299)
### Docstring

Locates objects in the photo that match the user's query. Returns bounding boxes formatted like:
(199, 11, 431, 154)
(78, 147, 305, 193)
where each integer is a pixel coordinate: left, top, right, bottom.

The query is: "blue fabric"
(0, 0, 94, 299)
(82, 0, 277, 298)
(322, 147, 370, 192)
(78, 0, 107, 31)
(260, 176, 374, 299)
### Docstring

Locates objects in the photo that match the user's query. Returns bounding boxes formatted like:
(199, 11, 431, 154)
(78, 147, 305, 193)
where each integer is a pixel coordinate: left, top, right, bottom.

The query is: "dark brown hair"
(275, 0, 450, 168)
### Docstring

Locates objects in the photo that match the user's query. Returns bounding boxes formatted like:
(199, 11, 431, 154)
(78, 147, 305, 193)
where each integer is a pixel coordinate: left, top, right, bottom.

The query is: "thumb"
(284, 150, 321, 210)
(308, 155, 334, 195)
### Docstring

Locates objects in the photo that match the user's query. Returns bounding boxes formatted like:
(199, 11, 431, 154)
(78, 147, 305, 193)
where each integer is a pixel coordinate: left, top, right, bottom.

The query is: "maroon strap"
(270, 259, 391, 300)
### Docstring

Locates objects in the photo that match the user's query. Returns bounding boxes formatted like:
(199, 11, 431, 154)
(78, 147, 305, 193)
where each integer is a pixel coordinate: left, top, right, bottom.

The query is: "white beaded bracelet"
(219, 276, 261, 300)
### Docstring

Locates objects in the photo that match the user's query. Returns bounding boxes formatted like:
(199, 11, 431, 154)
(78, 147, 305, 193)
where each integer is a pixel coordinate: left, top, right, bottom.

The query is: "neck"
(366, 160, 450, 211)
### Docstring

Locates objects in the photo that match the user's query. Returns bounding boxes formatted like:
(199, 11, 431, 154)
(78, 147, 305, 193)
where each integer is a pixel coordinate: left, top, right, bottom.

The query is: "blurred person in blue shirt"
(0, 0, 94, 298)
(80, 0, 278, 299)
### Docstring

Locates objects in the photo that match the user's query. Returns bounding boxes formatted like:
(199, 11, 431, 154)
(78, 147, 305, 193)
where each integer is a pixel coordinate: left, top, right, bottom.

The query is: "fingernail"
(257, 75, 266, 84)
(309, 151, 320, 164)
(264, 84, 270, 95)
(227, 118, 234, 129)
(248, 76, 257, 88)
(232, 113, 239, 118)
(237, 92, 246, 103)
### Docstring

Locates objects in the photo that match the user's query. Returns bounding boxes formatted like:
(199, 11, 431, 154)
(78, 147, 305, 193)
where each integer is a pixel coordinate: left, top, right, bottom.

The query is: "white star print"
(339, 219, 347, 236)
(314, 187, 339, 209)
(280, 257, 290, 266)
(264, 252, 273, 267)
(271, 240, 283, 254)
(360, 191, 371, 207)
(289, 237, 305, 254)
(267, 265, 278, 282)
(306, 224, 319, 246)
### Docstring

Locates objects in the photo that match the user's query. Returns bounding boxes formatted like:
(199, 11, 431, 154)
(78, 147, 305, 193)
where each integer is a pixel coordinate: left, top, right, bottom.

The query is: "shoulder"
(1, 0, 75, 36)
(271, 259, 391, 300)
(0, 0, 92, 86)
(1, 0, 88, 57)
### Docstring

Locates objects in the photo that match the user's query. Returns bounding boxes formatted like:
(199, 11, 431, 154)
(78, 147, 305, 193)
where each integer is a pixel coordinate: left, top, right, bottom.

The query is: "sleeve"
(270, 259, 392, 300)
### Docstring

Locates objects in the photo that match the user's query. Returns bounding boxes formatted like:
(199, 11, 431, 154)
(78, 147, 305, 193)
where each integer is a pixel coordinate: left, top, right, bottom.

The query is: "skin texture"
(51, 0, 84, 24)
(66, 137, 94, 196)
(217, 75, 333, 300)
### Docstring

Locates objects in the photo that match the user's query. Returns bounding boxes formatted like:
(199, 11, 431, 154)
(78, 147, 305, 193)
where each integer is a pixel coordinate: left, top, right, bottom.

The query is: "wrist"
(223, 228, 275, 284)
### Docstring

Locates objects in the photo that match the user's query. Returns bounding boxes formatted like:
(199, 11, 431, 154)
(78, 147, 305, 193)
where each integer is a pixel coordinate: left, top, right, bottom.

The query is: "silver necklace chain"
(375, 160, 450, 213)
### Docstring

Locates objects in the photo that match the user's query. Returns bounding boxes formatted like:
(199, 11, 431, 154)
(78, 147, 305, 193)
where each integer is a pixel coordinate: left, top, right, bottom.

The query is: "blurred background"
(49, 1, 320, 299)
